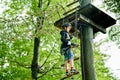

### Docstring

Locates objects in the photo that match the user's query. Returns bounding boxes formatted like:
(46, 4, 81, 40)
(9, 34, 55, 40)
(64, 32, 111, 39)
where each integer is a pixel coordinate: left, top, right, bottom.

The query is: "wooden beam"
(79, 14, 106, 33)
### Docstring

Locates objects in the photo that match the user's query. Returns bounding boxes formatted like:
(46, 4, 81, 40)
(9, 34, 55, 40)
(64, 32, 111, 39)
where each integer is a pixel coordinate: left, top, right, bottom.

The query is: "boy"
(60, 22, 79, 76)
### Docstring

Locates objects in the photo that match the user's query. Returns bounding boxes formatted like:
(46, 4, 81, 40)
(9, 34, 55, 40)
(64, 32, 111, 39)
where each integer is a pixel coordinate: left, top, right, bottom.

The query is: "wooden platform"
(54, 3, 116, 36)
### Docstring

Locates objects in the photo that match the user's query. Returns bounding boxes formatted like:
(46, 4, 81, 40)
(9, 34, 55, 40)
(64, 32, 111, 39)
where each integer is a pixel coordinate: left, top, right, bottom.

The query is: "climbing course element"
(61, 72, 79, 80)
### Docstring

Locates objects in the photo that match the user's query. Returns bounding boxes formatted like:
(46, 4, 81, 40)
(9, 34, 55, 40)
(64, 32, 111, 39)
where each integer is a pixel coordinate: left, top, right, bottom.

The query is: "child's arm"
(61, 32, 71, 45)
(71, 43, 79, 48)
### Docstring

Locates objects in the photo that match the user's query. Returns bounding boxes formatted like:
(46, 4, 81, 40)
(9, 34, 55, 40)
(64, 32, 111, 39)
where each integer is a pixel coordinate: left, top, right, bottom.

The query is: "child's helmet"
(61, 22, 71, 29)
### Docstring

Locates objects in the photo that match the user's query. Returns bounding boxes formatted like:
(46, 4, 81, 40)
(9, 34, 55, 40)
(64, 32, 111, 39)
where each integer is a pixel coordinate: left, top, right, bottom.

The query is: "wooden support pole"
(79, 0, 96, 80)
(80, 25, 96, 80)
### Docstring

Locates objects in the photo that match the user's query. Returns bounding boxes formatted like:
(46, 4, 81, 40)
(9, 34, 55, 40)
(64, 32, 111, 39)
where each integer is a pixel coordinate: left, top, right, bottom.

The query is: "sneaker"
(66, 72, 71, 76)
(71, 69, 79, 74)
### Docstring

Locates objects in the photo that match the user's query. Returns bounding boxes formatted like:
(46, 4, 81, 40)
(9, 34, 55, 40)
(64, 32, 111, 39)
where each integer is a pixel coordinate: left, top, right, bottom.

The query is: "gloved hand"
(71, 43, 79, 48)
(67, 41, 71, 45)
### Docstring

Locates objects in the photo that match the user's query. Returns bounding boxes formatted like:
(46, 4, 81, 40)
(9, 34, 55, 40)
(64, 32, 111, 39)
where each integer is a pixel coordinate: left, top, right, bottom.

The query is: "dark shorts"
(64, 49, 74, 61)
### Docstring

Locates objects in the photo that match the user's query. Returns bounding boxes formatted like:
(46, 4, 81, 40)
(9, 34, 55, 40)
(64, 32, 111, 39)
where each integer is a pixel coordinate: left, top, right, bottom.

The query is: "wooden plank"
(61, 72, 79, 80)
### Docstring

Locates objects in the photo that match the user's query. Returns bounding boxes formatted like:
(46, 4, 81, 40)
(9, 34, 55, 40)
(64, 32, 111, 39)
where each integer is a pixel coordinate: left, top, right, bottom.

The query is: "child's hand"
(68, 41, 71, 45)
(71, 43, 80, 48)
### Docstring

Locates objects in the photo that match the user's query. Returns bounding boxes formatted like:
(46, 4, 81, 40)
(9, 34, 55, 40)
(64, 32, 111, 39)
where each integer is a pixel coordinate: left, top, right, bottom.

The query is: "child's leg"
(70, 59, 79, 74)
(64, 60, 68, 72)
(69, 59, 74, 70)
(68, 49, 74, 70)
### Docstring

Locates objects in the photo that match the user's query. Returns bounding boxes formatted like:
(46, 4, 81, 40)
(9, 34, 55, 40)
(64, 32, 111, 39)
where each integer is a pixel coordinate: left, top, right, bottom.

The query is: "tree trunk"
(31, 0, 44, 80)
(31, 37, 40, 80)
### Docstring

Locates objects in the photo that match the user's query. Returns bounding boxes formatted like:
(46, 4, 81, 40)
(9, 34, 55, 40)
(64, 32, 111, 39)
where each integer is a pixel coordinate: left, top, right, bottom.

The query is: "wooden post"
(79, 0, 96, 80)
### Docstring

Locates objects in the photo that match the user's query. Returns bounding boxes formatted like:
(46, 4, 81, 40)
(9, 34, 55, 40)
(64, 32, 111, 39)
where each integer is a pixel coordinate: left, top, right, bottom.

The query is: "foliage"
(94, 49, 117, 80)
(103, 0, 120, 48)
(108, 25, 120, 48)
(103, 0, 120, 19)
